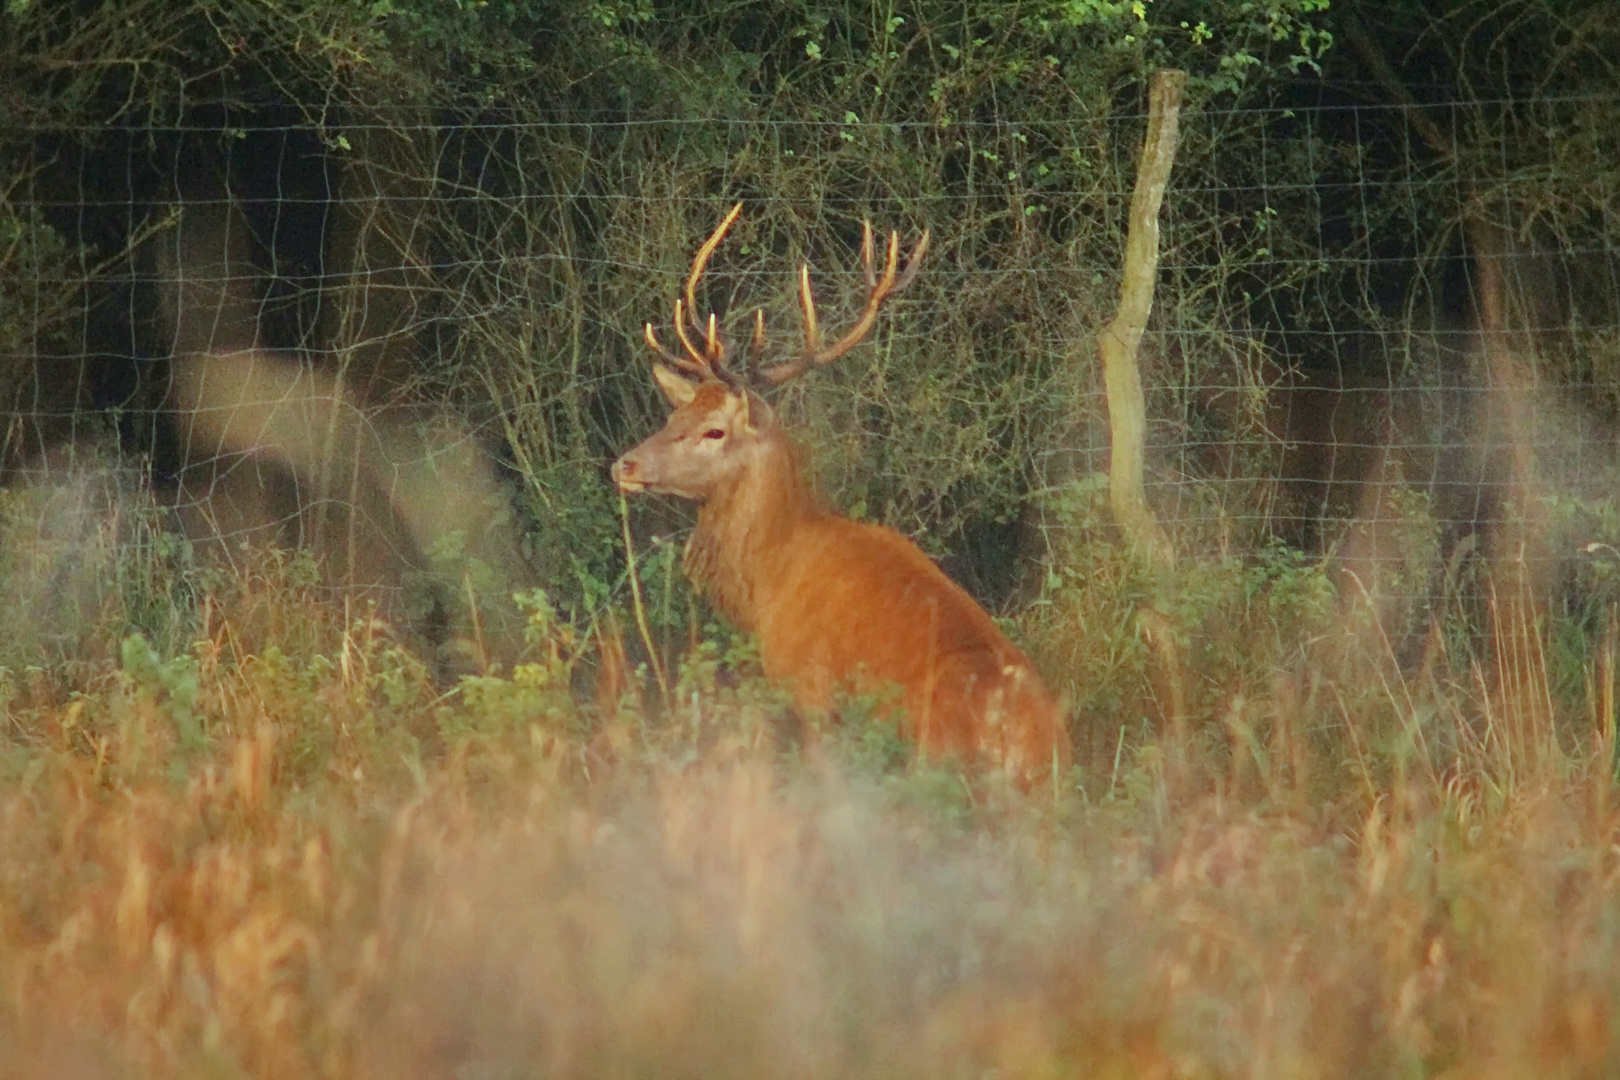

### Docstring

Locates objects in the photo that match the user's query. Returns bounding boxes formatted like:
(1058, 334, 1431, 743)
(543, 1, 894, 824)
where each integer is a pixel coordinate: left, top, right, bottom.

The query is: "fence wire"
(4, 97, 1620, 611)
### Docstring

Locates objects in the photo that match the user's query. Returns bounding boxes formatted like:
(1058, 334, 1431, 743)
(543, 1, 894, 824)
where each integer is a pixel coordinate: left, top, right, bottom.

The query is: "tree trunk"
(1099, 68, 1183, 571)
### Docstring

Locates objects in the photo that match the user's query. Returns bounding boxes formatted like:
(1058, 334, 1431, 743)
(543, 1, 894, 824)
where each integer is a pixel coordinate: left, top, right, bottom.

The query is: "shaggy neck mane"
(684, 425, 823, 630)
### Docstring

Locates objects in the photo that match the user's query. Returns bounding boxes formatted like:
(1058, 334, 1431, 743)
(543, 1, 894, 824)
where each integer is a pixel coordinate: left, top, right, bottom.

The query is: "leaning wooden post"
(1100, 68, 1183, 572)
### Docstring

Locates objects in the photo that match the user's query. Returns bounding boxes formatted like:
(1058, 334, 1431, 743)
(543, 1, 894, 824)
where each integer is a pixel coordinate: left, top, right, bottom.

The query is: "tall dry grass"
(1, 511, 1619, 1079)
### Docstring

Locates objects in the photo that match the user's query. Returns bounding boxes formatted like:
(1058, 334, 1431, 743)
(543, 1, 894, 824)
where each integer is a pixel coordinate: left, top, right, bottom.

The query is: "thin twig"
(619, 491, 672, 713)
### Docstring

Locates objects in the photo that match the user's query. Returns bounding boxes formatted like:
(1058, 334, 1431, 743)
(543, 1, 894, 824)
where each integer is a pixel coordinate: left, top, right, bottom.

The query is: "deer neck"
(685, 430, 821, 631)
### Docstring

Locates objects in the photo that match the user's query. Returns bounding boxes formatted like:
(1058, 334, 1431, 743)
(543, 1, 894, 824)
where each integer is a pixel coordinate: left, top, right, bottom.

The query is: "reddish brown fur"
(615, 379, 1069, 787)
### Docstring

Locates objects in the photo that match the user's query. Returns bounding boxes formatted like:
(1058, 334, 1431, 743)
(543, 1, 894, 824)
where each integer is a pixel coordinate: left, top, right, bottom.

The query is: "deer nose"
(612, 455, 647, 492)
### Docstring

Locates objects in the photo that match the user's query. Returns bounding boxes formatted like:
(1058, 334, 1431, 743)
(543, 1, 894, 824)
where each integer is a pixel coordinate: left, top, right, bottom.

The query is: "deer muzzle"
(611, 454, 648, 493)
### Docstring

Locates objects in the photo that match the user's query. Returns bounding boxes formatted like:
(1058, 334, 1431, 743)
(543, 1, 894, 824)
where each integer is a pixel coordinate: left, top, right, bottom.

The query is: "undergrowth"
(2, 483, 1620, 1079)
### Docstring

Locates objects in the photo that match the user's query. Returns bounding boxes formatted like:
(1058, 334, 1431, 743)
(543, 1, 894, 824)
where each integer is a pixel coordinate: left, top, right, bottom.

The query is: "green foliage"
(9, 11, 1620, 1073)
(0, 204, 71, 356)
(119, 634, 203, 751)
(1539, 490, 1620, 716)
(452, 658, 581, 745)
(0, 0, 1340, 623)
(5, 0, 1620, 819)
(0, 459, 202, 678)
(1031, 472, 1353, 777)
(452, 587, 587, 744)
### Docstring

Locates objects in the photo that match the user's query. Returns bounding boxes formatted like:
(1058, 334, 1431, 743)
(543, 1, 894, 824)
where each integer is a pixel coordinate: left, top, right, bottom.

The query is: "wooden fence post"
(1099, 68, 1184, 572)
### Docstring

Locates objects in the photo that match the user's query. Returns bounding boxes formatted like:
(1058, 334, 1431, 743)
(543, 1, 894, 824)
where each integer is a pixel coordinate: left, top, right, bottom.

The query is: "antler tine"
(798, 263, 822, 355)
(644, 205, 749, 381)
(892, 228, 931, 293)
(645, 319, 708, 376)
(663, 298, 714, 375)
(705, 311, 726, 366)
(681, 201, 744, 361)
(757, 225, 931, 387)
(747, 308, 768, 367)
(861, 220, 878, 290)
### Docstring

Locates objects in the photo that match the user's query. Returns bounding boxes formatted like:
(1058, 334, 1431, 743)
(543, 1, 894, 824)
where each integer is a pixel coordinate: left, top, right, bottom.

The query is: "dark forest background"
(3, 0, 1619, 732)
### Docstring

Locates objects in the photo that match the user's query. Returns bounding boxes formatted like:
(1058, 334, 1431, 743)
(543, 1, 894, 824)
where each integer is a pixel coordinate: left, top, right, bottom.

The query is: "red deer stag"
(612, 205, 1069, 787)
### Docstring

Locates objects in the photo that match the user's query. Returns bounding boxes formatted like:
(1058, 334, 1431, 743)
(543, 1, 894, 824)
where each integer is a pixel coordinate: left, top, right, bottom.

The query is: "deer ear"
(733, 389, 754, 434)
(651, 364, 698, 406)
(734, 389, 774, 436)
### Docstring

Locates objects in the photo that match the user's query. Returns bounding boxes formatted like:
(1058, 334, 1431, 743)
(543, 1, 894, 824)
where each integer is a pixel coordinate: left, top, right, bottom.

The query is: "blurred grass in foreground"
(1, 480, 1619, 1078)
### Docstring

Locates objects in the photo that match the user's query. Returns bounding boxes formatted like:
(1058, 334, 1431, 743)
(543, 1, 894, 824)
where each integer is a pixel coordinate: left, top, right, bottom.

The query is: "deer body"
(614, 209, 1068, 786)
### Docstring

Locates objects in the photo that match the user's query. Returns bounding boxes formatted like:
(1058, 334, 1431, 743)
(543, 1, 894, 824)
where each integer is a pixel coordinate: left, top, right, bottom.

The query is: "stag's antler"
(644, 203, 929, 388)
(756, 221, 930, 387)
(643, 202, 743, 379)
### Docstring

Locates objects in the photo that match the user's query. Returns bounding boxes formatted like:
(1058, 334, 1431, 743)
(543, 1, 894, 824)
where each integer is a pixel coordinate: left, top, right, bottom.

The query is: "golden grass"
(1, 564, 1619, 1079)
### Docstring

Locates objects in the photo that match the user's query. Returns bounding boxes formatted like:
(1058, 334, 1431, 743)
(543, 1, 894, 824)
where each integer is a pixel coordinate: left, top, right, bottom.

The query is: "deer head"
(611, 203, 930, 502)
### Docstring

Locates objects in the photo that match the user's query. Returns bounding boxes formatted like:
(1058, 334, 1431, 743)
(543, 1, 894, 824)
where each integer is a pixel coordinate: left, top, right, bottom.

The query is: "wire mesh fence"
(4, 95, 1620, 630)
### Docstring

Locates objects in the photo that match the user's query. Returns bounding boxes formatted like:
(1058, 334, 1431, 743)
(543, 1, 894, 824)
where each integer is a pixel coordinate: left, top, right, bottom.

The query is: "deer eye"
(702, 428, 725, 440)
